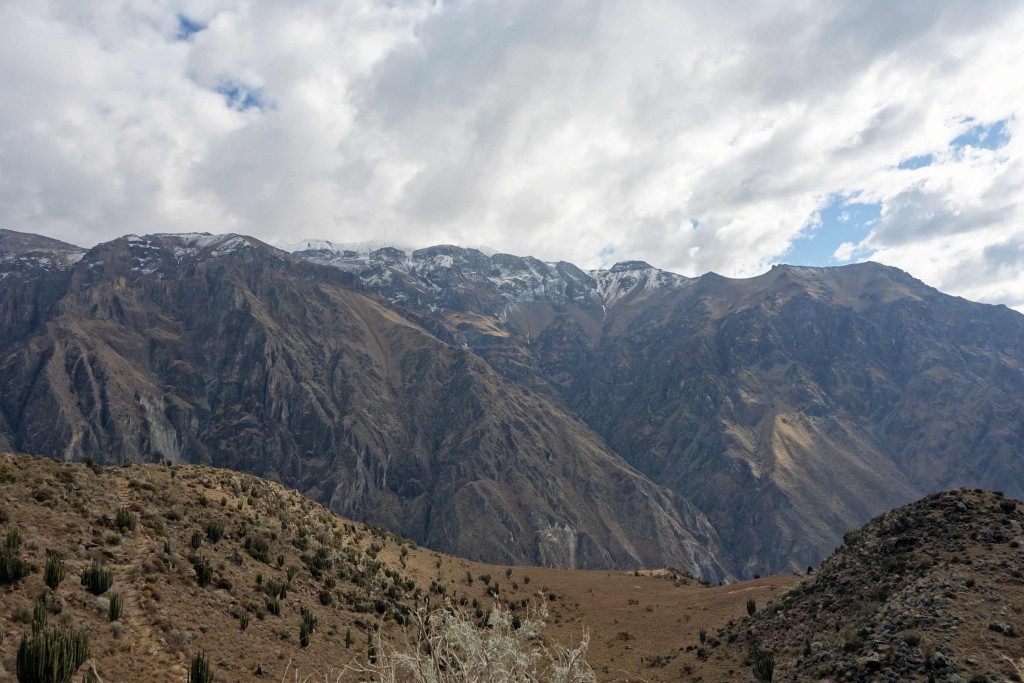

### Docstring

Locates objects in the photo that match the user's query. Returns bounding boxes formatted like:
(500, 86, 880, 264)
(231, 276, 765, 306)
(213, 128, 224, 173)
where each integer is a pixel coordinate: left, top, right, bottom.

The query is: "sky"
(1, 1, 1023, 309)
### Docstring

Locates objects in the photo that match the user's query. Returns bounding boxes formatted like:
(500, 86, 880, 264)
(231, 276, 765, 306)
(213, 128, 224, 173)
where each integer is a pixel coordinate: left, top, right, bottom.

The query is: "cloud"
(0, 0, 1023, 309)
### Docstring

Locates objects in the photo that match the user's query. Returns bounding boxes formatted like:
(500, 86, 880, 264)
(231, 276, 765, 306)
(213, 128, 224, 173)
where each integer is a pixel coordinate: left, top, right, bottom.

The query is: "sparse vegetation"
(351, 602, 595, 682)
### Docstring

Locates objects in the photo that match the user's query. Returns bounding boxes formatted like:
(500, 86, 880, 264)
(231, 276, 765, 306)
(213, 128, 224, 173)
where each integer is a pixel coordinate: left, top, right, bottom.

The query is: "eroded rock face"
(0, 231, 728, 580)
(288, 243, 1024, 576)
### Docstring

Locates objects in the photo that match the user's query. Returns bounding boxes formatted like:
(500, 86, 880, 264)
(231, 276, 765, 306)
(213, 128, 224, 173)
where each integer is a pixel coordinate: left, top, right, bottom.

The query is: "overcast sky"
(1, 1, 1023, 309)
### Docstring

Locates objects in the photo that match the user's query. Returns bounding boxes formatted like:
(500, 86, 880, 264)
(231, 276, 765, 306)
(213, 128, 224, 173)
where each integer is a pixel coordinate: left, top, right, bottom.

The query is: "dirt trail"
(107, 476, 187, 681)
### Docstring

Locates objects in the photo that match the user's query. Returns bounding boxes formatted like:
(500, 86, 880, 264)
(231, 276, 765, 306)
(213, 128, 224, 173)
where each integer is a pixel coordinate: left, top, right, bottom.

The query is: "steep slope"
(721, 489, 1024, 682)
(0, 234, 727, 578)
(294, 243, 1024, 576)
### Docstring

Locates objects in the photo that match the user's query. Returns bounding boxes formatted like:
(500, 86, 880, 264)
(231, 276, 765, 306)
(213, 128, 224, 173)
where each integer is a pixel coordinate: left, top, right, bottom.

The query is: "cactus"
(114, 507, 136, 533)
(1, 529, 30, 585)
(751, 648, 775, 682)
(239, 612, 250, 631)
(80, 562, 112, 596)
(44, 553, 67, 591)
(15, 626, 89, 683)
(187, 651, 214, 683)
(266, 596, 281, 616)
(205, 521, 225, 544)
(192, 556, 213, 588)
(746, 598, 757, 616)
(190, 531, 203, 550)
(108, 593, 123, 622)
(32, 598, 48, 636)
(299, 620, 312, 648)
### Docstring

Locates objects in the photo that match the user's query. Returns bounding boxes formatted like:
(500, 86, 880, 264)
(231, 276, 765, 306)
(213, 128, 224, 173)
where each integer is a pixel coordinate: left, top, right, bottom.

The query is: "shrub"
(80, 562, 113, 596)
(188, 652, 214, 683)
(108, 593, 123, 622)
(349, 602, 595, 683)
(44, 552, 67, 590)
(114, 507, 136, 533)
(15, 626, 89, 683)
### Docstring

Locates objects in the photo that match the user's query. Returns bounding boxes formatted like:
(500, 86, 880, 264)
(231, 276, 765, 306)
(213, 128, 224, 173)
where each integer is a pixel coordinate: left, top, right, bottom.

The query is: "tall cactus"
(80, 562, 112, 596)
(44, 552, 66, 591)
(187, 651, 214, 683)
(15, 626, 89, 683)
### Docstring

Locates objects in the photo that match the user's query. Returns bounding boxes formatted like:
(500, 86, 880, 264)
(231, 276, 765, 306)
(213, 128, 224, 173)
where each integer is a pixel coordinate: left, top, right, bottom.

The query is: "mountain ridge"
(2, 228, 1024, 578)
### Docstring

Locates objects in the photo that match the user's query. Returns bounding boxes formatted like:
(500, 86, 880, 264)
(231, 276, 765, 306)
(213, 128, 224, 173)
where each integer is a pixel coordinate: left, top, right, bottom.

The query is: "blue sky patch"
(897, 153, 934, 170)
(177, 15, 206, 40)
(951, 118, 1010, 151)
(216, 82, 265, 112)
(784, 195, 881, 266)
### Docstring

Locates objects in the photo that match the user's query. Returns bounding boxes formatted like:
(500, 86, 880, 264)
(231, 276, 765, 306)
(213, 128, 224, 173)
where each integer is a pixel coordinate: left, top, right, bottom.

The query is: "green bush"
(80, 562, 113, 596)
(15, 626, 89, 683)
(44, 553, 67, 591)
(746, 598, 757, 616)
(190, 531, 203, 550)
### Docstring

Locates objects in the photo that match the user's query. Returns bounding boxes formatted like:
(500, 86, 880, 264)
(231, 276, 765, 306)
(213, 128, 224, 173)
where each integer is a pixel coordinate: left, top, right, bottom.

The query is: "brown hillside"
(716, 489, 1024, 682)
(0, 453, 792, 682)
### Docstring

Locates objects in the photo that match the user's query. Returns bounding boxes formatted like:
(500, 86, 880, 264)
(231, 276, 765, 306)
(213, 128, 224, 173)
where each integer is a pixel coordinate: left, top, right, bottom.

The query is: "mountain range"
(2, 227, 1023, 579)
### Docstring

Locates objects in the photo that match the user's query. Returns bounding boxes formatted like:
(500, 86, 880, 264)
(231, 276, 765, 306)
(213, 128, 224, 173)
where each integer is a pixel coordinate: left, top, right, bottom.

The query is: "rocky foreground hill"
(719, 489, 1024, 682)
(3, 228, 1024, 577)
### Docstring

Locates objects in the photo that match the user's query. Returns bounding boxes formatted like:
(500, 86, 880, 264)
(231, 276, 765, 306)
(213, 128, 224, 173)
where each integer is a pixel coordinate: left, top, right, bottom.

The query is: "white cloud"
(1, 0, 1023, 308)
